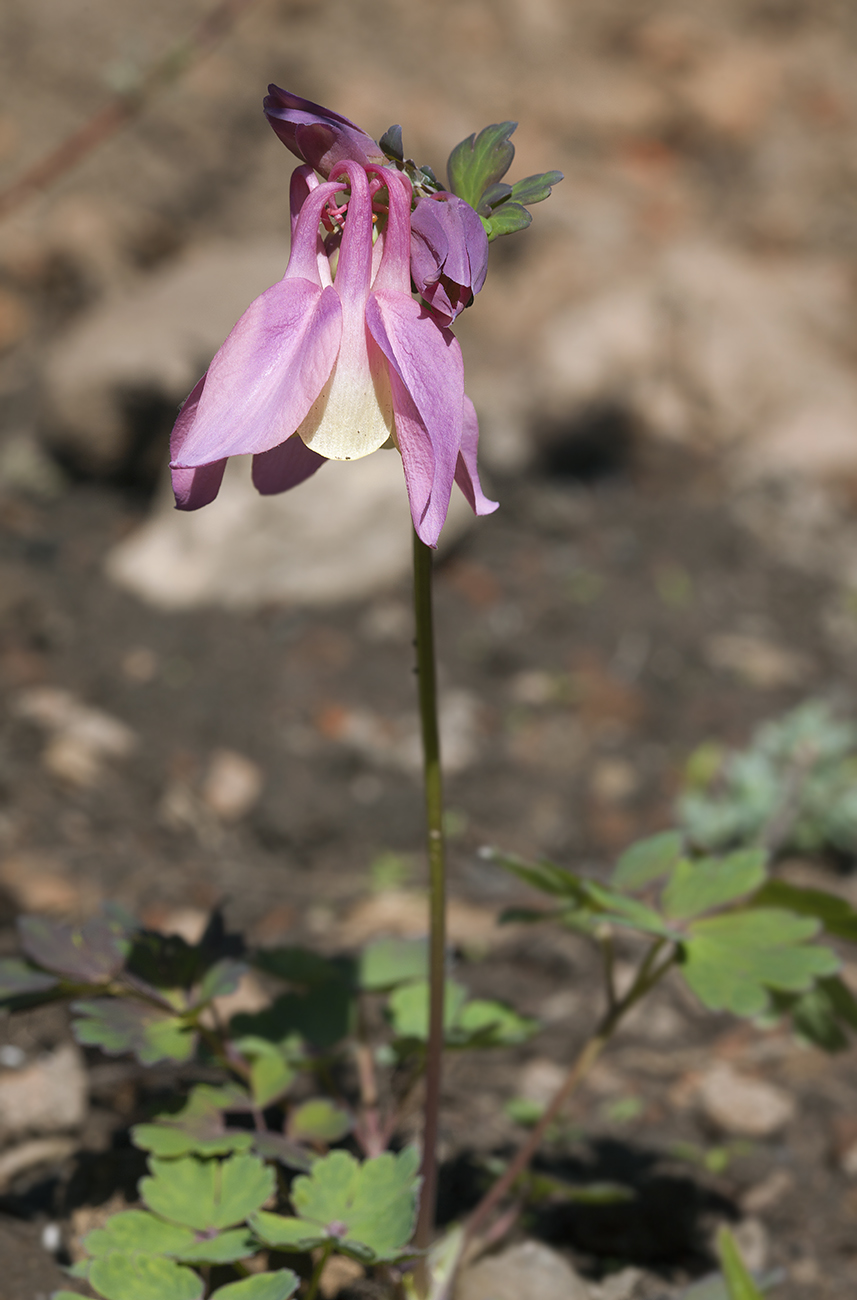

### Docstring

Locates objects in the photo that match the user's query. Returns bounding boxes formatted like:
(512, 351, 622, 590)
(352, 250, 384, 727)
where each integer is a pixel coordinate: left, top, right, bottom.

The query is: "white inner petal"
(297, 334, 394, 461)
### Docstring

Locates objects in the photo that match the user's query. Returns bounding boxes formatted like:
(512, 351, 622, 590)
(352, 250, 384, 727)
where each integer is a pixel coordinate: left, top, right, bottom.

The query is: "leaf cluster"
(445, 122, 563, 240)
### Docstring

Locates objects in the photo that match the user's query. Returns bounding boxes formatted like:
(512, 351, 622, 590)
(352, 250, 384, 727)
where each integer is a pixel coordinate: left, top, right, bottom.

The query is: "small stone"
(210, 972, 270, 1024)
(456, 1239, 591, 1300)
(741, 1168, 794, 1213)
(202, 749, 264, 822)
(0, 1044, 87, 1142)
(588, 1267, 644, 1300)
(704, 633, 811, 689)
(14, 687, 136, 789)
(589, 757, 638, 804)
(518, 1057, 566, 1105)
(729, 1218, 769, 1274)
(318, 1254, 364, 1298)
(698, 1064, 796, 1137)
(337, 891, 503, 950)
(0, 852, 88, 915)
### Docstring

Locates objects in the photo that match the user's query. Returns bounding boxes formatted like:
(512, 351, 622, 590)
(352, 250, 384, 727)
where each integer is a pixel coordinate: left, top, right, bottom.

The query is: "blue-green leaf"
(288, 1099, 352, 1144)
(612, 832, 684, 891)
(83, 1210, 196, 1258)
(662, 850, 767, 920)
(140, 1154, 274, 1232)
(88, 1254, 203, 1300)
(447, 122, 517, 209)
(131, 1083, 255, 1158)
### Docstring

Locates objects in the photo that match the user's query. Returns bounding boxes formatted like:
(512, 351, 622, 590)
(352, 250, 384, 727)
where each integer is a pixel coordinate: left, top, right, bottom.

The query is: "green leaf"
(72, 998, 197, 1065)
(140, 1154, 274, 1232)
(88, 1253, 203, 1300)
(489, 852, 586, 899)
(389, 978, 465, 1042)
(455, 998, 539, 1047)
(131, 1084, 256, 1159)
(252, 947, 345, 987)
(19, 911, 132, 983)
(288, 1099, 352, 1144)
(388, 979, 537, 1049)
(194, 959, 248, 1006)
(482, 202, 531, 240)
(716, 1225, 764, 1300)
(231, 982, 352, 1050)
(682, 909, 840, 1017)
(83, 1210, 196, 1258)
(210, 1272, 299, 1300)
(289, 1147, 421, 1262)
(612, 831, 684, 891)
(0, 958, 58, 999)
(662, 850, 767, 920)
(751, 879, 857, 942)
(508, 170, 564, 206)
(582, 882, 679, 939)
(231, 1038, 298, 1109)
(358, 938, 428, 991)
(249, 1213, 326, 1253)
(251, 1131, 313, 1173)
(179, 1229, 258, 1264)
(447, 122, 517, 209)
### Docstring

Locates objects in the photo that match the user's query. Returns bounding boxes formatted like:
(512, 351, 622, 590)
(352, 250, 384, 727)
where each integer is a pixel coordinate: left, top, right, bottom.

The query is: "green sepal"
(447, 121, 517, 209)
(508, 170, 563, 206)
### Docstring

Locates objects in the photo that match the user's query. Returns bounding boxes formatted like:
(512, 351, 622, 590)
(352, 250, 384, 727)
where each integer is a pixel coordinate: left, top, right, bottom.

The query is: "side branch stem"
(412, 532, 447, 1275)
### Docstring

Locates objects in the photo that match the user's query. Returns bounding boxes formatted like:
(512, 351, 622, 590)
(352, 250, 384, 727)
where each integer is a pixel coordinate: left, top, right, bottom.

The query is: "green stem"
(462, 939, 677, 1247)
(305, 1241, 334, 1300)
(412, 531, 447, 1283)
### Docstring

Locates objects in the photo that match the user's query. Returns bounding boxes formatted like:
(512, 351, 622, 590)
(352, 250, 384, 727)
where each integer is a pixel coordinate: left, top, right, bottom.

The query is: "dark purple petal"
(455, 395, 498, 517)
(410, 193, 489, 325)
(264, 85, 385, 176)
(252, 436, 327, 494)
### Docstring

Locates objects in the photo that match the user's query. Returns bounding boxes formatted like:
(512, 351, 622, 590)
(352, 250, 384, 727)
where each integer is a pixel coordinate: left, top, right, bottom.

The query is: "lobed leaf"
(178, 1229, 258, 1264)
(288, 1099, 352, 1145)
(662, 850, 767, 921)
(681, 909, 840, 1017)
(83, 1210, 197, 1258)
(210, 1273, 300, 1300)
(773, 974, 857, 1052)
(232, 1037, 298, 1109)
(612, 831, 685, 891)
(249, 1213, 326, 1252)
(141, 1153, 274, 1232)
(131, 1083, 255, 1158)
(88, 1253, 203, 1300)
(19, 911, 132, 983)
(750, 879, 857, 942)
(72, 997, 197, 1065)
(0, 958, 59, 1000)
(482, 202, 531, 240)
(358, 937, 428, 991)
(582, 882, 679, 939)
(508, 170, 564, 206)
(447, 121, 517, 209)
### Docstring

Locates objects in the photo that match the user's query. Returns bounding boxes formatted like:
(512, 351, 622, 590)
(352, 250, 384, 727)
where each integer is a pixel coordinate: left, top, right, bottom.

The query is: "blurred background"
(1, 3, 857, 1292)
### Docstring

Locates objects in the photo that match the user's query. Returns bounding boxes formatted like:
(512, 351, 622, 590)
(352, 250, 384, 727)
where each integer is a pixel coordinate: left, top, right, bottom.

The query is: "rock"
(41, 242, 291, 476)
(0, 851, 88, 914)
(455, 1239, 591, 1300)
(317, 688, 481, 776)
(728, 1218, 769, 1274)
(704, 632, 812, 689)
(0, 1043, 87, 1142)
(588, 1267, 644, 1300)
(337, 891, 504, 951)
(518, 1057, 566, 1105)
(105, 450, 473, 611)
(13, 686, 136, 788)
(318, 1254, 364, 1298)
(0, 1136, 77, 1192)
(202, 749, 264, 822)
(697, 1063, 796, 1138)
(741, 1168, 794, 1214)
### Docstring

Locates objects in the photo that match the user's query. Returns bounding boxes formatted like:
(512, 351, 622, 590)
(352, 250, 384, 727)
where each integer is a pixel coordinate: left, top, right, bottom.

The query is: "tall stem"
(412, 531, 447, 1276)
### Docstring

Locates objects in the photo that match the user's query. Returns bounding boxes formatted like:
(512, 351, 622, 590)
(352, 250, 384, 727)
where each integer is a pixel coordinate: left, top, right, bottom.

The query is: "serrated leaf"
(288, 1099, 352, 1144)
(287, 1147, 420, 1262)
(509, 170, 564, 206)
(716, 1225, 764, 1300)
(447, 121, 517, 208)
(19, 912, 132, 983)
(88, 1253, 203, 1300)
(210, 1272, 300, 1300)
(483, 202, 531, 240)
(83, 1209, 196, 1258)
(682, 909, 840, 1017)
(131, 1083, 255, 1158)
(751, 880, 857, 942)
(358, 938, 428, 991)
(141, 1154, 274, 1232)
(179, 1228, 258, 1264)
(662, 850, 767, 921)
(195, 959, 248, 1006)
(612, 831, 685, 891)
(0, 958, 59, 999)
(249, 1213, 326, 1252)
(72, 997, 197, 1065)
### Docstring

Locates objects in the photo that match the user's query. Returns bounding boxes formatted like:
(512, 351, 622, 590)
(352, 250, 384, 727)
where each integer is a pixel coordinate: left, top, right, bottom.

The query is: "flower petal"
(264, 85, 385, 175)
(410, 193, 489, 325)
(388, 371, 448, 547)
(252, 435, 327, 494)
(172, 279, 342, 466)
(455, 395, 498, 516)
(169, 375, 228, 510)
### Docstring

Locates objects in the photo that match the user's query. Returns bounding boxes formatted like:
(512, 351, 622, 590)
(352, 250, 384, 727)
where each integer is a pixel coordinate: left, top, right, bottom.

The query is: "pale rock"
(729, 1218, 769, 1274)
(210, 972, 271, 1025)
(588, 1267, 644, 1300)
(0, 852, 87, 915)
(13, 687, 136, 789)
(41, 242, 290, 475)
(106, 450, 473, 611)
(0, 1137, 77, 1192)
(456, 1239, 591, 1300)
(320, 689, 480, 776)
(318, 1254, 364, 1298)
(518, 1057, 566, 1106)
(704, 633, 811, 689)
(697, 1063, 796, 1137)
(202, 749, 264, 822)
(740, 1168, 794, 1213)
(337, 891, 504, 950)
(0, 1044, 87, 1142)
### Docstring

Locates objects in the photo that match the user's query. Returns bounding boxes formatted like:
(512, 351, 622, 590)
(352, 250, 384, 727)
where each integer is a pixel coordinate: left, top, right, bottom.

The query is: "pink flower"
(410, 192, 489, 325)
(170, 162, 497, 547)
(263, 85, 385, 177)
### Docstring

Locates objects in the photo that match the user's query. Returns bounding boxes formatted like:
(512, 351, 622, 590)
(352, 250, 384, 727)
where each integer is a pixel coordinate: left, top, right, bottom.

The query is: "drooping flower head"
(169, 88, 562, 544)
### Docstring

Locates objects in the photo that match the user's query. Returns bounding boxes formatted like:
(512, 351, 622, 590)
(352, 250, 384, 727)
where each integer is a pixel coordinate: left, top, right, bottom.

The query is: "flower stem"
(412, 531, 447, 1276)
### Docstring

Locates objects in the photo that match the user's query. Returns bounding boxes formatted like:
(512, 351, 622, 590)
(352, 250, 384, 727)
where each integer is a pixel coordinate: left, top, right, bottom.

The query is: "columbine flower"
(410, 192, 489, 326)
(170, 160, 497, 547)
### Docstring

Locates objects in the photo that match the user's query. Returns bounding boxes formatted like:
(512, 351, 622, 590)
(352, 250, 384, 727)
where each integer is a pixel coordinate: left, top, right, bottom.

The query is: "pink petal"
(455, 396, 498, 516)
(388, 370, 448, 547)
(172, 280, 342, 466)
(252, 435, 327, 494)
(170, 374, 228, 510)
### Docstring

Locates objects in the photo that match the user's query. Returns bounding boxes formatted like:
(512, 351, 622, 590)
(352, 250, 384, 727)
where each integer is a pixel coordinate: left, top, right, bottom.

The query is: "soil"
(1, 1, 857, 1297)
